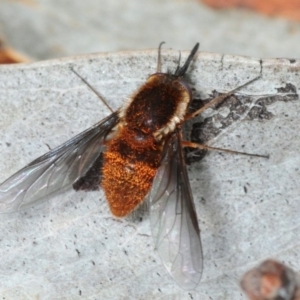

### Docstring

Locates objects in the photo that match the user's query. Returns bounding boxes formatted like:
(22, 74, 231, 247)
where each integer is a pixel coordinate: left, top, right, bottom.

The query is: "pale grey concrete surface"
(0, 49, 299, 299)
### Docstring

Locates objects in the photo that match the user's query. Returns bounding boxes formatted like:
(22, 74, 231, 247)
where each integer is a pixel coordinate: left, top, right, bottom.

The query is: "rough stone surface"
(0, 50, 299, 299)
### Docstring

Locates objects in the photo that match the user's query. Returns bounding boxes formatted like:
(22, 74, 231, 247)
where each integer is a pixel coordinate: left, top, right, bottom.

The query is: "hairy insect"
(0, 44, 264, 290)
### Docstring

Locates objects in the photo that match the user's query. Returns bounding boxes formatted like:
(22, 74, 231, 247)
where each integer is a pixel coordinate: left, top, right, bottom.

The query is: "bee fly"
(0, 43, 266, 290)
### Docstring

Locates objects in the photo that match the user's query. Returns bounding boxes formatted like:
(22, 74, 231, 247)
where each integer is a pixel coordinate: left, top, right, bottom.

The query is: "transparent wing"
(0, 112, 119, 213)
(149, 130, 203, 290)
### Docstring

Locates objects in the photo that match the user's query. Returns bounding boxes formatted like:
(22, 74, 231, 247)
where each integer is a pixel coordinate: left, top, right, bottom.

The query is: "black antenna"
(175, 43, 199, 77)
(174, 51, 182, 75)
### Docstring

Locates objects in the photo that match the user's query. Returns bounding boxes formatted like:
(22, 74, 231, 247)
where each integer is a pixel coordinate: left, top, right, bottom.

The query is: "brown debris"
(0, 41, 29, 64)
(201, 0, 300, 21)
(241, 260, 300, 300)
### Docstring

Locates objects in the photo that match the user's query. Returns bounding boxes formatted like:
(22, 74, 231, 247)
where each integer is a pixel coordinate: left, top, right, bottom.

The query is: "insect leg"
(185, 76, 261, 121)
(182, 141, 269, 158)
(70, 68, 114, 113)
(156, 42, 165, 72)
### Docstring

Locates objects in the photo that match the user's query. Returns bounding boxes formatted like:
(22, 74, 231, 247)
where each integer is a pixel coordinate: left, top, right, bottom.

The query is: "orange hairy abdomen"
(102, 128, 162, 217)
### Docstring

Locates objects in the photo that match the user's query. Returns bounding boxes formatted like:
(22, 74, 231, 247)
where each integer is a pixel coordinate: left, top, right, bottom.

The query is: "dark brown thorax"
(124, 74, 192, 136)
